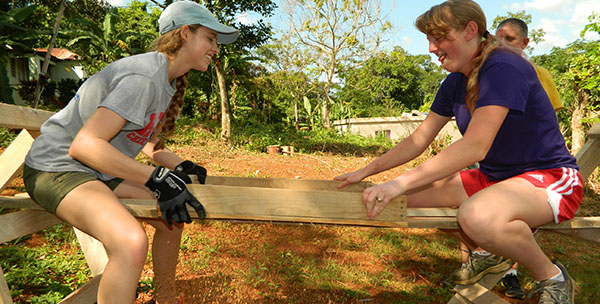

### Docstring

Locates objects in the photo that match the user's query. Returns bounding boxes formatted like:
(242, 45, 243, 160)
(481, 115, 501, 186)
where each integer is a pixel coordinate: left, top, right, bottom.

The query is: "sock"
(504, 269, 517, 277)
(549, 265, 565, 282)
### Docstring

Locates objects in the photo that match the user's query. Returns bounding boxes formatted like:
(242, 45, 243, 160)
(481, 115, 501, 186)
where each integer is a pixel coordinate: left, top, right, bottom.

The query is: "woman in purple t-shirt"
(335, 1, 580, 302)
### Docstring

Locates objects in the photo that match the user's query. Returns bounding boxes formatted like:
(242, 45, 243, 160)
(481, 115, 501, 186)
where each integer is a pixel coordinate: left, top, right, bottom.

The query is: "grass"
(1, 120, 600, 303)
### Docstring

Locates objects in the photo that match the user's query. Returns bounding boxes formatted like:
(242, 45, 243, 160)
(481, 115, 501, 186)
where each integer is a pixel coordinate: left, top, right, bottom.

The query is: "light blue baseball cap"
(158, 1, 240, 44)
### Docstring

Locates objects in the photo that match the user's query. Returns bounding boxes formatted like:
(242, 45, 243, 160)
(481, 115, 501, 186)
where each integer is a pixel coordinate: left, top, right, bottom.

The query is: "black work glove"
(145, 166, 206, 225)
(175, 160, 207, 184)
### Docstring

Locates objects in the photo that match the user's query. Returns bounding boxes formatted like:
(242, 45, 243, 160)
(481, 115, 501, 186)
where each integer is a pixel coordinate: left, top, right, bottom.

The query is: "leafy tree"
(283, 0, 392, 128)
(337, 47, 446, 117)
(490, 10, 545, 55)
(66, 7, 152, 73)
(255, 34, 318, 129)
(533, 13, 600, 154)
(0, 4, 42, 103)
(195, 0, 276, 141)
(115, 0, 161, 55)
(567, 13, 600, 153)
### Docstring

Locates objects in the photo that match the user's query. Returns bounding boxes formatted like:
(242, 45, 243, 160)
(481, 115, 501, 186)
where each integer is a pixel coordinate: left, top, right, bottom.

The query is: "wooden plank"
(448, 269, 507, 304)
(0, 104, 54, 130)
(552, 228, 600, 243)
(454, 276, 507, 304)
(187, 184, 407, 227)
(0, 266, 13, 304)
(575, 137, 600, 180)
(448, 293, 471, 304)
(587, 122, 600, 138)
(73, 228, 108, 276)
(2, 195, 600, 230)
(0, 210, 62, 244)
(0, 129, 34, 191)
(59, 273, 101, 304)
(205, 175, 372, 192)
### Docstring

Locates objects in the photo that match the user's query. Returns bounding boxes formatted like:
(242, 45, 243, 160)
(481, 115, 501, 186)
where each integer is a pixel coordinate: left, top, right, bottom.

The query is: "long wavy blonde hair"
(415, 0, 504, 113)
(149, 25, 201, 150)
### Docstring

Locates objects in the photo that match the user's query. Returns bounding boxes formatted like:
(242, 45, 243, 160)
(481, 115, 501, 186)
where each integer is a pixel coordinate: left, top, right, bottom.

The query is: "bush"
(0, 127, 18, 148)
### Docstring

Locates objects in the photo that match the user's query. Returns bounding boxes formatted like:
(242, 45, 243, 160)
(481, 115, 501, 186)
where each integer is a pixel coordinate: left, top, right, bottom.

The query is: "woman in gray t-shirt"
(23, 2, 239, 303)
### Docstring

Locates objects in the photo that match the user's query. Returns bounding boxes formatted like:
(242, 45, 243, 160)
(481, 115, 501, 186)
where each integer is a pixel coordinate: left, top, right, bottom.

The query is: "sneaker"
(527, 261, 575, 304)
(500, 273, 526, 299)
(449, 252, 513, 285)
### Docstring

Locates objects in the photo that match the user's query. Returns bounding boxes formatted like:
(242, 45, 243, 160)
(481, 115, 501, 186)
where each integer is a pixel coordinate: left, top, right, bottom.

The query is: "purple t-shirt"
(431, 49, 577, 181)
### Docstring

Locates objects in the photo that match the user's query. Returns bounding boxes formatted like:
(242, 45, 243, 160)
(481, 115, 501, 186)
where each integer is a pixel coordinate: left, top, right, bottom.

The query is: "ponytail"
(154, 73, 188, 151)
(465, 34, 503, 113)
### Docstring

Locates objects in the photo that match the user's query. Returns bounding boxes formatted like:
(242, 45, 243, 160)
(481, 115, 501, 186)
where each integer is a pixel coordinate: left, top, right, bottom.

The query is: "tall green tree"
(66, 7, 151, 73)
(283, 0, 392, 128)
(567, 13, 600, 153)
(534, 13, 600, 154)
(337, 46, 446, 117)
(196, 0, 276, 141)
(256, 34, 318, 129)
(0, 4, 41, 103)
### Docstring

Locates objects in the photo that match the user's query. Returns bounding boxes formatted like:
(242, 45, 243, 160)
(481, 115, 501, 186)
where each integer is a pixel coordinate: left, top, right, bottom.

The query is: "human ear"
(179, 25, 190, 42)
(522, 37, 530, 49)
(464, 21, 479, 41)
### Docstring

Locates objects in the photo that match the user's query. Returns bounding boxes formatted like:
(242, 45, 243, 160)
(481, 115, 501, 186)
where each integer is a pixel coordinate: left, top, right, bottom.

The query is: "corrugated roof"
(34, 48, 81, 60)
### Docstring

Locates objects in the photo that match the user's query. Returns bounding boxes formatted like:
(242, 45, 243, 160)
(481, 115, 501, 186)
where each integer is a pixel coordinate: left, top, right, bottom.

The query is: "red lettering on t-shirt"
(127, 112, 165, 145)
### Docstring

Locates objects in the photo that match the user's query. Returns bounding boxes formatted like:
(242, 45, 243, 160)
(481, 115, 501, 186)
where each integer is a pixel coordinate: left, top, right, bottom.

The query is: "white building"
(6, 48, 86, 105)
(333, 112, 462, 143)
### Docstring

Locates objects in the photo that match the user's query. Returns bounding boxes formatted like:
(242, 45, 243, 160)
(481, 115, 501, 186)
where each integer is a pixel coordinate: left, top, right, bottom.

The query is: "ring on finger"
(376, 197, 383, 203)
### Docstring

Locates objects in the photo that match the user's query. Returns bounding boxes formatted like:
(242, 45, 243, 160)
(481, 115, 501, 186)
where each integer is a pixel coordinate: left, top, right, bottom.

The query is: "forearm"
(393, 137, 485, 193)
(142, 140, 184, 169)
(70, 137, 154, 185)
(361, 134, 429, 178)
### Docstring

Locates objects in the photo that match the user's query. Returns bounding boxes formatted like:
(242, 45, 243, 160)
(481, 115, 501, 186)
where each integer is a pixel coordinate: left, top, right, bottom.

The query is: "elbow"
(68, 135, 90, 161)
(472, 144, 491, 163)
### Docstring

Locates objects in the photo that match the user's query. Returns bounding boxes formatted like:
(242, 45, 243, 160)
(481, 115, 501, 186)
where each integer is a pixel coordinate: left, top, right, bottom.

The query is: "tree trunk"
(34, 0, 66, 108)
(214, 58, 231, 141)
(322, 84, 331, 129)
(571, 89, 588, 154)
(294, 98, 299, 130)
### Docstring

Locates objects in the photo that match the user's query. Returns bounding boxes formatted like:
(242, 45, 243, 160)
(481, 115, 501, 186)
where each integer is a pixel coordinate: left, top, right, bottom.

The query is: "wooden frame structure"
(0, 103, 599, 304)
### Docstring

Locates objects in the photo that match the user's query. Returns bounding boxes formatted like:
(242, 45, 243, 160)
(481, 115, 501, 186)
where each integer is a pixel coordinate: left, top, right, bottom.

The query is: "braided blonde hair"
(415, 0, 504, 113)
(149, 25, 200, 150)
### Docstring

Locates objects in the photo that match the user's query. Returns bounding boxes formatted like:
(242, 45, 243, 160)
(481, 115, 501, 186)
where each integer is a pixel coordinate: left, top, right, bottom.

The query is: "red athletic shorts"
(460, 167, 583, 224)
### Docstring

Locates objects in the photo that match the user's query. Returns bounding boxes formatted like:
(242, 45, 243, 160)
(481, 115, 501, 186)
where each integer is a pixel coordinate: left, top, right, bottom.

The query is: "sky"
(107, 0, 600, 57)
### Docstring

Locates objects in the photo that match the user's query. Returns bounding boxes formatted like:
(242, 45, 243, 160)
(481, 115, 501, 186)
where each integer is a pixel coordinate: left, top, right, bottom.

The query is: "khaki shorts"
(23, 164, 123, 214)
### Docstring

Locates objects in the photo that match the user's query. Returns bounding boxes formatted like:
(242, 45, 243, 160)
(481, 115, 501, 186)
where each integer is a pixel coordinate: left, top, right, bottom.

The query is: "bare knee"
(106, 227, 149, 267)
(457, 204, 500, 244)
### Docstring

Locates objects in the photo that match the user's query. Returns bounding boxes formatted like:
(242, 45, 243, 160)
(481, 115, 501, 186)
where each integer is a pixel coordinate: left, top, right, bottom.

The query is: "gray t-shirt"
(25, 52, 176, 181)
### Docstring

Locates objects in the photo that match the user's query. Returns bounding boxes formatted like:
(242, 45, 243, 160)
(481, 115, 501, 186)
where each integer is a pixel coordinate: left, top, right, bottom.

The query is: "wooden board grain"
(0, 103, 54, 130)
(0, 129, 34, 191)
(0, 266, 12, 304)
(0, 210, 62, 244)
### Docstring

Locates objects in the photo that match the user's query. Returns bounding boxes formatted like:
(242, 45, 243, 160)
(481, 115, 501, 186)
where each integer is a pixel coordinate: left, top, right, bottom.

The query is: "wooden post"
(0, 266, 13, 304)
(73, 228, 108, 276)
(58, 273, 101, 304)
(0, 130, 34, 192)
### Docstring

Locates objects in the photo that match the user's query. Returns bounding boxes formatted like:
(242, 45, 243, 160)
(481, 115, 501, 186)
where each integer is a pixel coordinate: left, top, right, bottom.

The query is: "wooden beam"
(575, 137, 600, 181)
(0, 210, 62, 244)
(205, 175, 372, 192)
(0, 104, 54, 130)
(552, 228, 600, 243)
(0, 266, 12, 304)
(186, 184, 408, 227)
(59, 273, 101, 304)
(2, 194, 600, 232)
(73, 228, 108, 276)
(0, 129, 34, 192)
